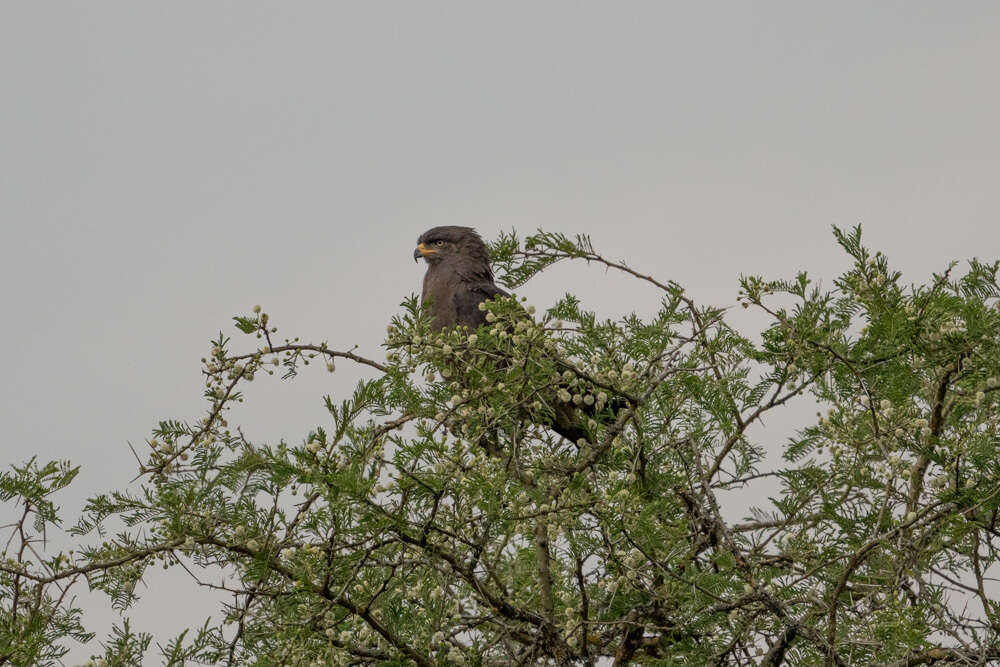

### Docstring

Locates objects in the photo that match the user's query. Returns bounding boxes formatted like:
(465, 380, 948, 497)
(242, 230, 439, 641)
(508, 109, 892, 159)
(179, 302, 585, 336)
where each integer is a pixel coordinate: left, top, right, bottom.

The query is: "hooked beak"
(413, 242, 436, 263)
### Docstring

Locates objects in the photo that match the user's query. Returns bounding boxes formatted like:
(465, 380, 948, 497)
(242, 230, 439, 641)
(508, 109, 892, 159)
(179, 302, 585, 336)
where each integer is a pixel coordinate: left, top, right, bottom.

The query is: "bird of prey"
(413, 226, 509, 331)
(414, 226, 615, 446)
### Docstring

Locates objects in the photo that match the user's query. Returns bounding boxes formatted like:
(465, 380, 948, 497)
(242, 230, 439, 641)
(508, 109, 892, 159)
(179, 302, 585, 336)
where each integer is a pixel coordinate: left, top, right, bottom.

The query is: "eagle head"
(413, 226, 490, 268)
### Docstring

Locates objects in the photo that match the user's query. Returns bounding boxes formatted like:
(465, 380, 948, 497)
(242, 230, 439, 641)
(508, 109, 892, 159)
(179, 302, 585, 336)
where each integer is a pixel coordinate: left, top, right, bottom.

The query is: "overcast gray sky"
(2, 2, 999, 662)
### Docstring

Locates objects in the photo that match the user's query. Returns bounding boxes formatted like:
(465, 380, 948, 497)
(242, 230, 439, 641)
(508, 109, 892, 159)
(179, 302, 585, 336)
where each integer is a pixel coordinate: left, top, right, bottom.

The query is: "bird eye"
(435, 240, 445, 247)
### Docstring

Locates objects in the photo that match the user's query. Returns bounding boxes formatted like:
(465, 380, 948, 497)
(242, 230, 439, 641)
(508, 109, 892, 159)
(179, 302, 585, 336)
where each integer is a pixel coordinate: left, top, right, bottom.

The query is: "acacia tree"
(3, 227, 1000, 666)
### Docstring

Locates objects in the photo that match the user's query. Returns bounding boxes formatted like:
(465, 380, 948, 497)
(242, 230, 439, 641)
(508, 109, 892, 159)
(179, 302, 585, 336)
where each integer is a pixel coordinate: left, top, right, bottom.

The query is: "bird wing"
(454, 281, 509, 330)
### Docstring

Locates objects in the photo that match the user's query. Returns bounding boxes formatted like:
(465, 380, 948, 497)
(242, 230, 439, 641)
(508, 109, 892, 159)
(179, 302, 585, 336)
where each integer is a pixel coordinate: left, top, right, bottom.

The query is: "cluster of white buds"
(306, 439, 324, 453)
(931, 473, 951, 489)
(939, 319, 965, 335)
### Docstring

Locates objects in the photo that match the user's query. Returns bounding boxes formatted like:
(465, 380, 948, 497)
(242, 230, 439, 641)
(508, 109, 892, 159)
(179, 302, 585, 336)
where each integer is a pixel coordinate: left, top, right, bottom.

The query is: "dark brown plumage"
(413, 226, 508, 331)
(414, 226, 617, 447)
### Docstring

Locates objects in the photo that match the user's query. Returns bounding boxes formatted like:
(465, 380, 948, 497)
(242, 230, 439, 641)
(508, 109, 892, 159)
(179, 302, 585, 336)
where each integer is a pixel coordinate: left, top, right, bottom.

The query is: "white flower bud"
(246, 539, 260, 551)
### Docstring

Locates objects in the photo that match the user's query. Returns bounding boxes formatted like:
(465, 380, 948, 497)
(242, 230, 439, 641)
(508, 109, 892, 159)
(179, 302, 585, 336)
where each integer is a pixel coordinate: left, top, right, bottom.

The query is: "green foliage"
(0, 459, 92, 666)
(3, 226, 1000, 665)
